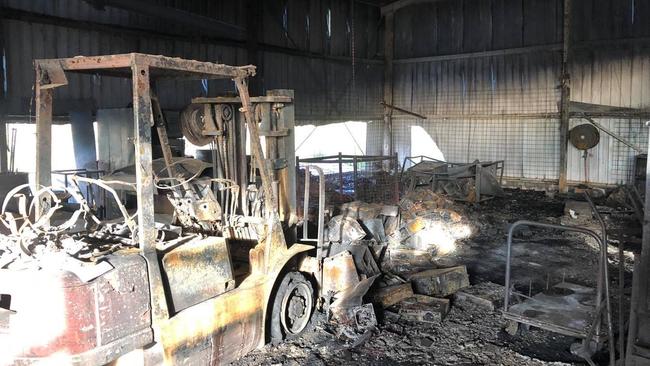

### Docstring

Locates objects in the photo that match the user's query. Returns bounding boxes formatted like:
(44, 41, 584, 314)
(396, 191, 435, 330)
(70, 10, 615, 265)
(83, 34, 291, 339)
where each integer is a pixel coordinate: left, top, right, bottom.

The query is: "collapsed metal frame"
(32, 53, 275, 343)
(401, 155, 505, 202)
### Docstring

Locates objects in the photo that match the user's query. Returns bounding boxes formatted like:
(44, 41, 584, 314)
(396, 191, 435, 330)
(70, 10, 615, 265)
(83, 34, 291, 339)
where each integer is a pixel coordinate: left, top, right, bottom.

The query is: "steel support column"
(130, 57, 169, 345)
(34, 65, 53, 219)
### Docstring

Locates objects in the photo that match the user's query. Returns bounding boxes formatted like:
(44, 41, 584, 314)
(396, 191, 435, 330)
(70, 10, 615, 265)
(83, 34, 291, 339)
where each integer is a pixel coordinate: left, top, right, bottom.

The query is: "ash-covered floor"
(233, 188, 639, 366)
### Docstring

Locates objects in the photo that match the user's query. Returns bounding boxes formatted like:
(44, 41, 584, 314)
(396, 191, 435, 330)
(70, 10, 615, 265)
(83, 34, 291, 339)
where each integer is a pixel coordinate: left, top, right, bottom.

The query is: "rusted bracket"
(202, 103, 221, 136)
(36, 60, 68, 89)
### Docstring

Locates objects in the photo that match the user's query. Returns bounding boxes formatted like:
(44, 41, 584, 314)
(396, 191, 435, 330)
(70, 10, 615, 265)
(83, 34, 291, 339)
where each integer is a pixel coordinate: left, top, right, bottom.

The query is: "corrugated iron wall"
(383, 0, 650, 185)
(0, 0, 383, 125)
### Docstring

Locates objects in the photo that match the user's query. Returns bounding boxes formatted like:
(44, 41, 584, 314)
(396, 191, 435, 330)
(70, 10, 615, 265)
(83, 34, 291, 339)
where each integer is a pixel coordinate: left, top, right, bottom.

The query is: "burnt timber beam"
(394, 44, 562, 64)
(558, 0, 571, 194)
(393, 37, 650, 64)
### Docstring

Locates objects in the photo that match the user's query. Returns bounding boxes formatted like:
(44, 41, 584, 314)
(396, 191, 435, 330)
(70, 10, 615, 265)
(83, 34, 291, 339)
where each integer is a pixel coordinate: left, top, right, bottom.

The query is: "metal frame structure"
(191, 90, 297, 225)
(35, 53, 256, 341)
(503, 220, 614, 366)
(31, 53, 314, 364)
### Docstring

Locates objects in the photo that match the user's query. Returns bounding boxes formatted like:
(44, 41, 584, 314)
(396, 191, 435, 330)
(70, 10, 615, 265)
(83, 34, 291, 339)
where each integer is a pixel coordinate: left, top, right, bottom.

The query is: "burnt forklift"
(0, 54, 330, 365)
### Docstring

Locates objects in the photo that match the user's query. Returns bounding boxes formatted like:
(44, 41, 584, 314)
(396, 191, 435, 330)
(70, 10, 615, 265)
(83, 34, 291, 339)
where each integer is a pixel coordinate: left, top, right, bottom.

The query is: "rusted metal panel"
(322, 251, 360, 295)
(158, 242, 313, 365)
(3, 12, 382, 121)
(160, 276, 265, 365)
(161, 237, 235, 313)
(0, 253, 152, 365)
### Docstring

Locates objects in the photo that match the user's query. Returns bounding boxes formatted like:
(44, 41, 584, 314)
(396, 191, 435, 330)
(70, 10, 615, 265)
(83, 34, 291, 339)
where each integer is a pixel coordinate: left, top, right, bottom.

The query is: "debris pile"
(384, 188, 475, 274)
(320, 189, 478, 347)
(234, 188, 622, 366)
(454, 281, 506, 312)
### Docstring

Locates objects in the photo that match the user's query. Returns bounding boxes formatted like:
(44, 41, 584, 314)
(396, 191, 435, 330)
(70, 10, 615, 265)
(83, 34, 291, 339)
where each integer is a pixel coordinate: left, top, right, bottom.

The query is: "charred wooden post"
(558, 0, 572, 193)
(382, 11, 395, 157)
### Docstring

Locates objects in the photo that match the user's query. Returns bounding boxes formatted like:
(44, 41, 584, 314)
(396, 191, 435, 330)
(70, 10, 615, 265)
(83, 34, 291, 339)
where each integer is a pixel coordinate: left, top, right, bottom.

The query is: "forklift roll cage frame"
(32, 53, 317, 363)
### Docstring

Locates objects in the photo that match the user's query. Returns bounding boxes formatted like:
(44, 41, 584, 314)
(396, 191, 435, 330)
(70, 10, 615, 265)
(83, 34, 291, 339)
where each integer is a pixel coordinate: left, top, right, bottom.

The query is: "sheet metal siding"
(568, 47, 650, 184)
(259, 0, 383, 123)
(391, 53, 562, 180)
(0, 0, 382, 125)
(390, 0, 650, 185)
(263, 53, 383, 123)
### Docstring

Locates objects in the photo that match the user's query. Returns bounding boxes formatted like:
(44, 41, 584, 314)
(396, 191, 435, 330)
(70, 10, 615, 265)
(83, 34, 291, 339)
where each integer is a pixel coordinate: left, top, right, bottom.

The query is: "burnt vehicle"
(0, 54, 377, 365)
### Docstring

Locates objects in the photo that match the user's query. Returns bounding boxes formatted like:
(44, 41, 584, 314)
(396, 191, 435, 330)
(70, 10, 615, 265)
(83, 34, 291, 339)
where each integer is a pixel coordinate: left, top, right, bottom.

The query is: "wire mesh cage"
(297, 153, 399, 221)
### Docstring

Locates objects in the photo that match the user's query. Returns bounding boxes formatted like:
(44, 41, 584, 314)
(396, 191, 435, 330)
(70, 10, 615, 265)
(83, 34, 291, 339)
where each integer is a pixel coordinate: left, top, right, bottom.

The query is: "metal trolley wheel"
(271, 272, 314, 341)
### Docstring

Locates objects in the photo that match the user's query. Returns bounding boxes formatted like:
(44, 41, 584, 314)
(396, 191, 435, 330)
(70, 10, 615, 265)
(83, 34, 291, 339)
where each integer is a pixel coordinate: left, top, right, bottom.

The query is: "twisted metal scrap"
(0, 184, 86, 237)
(0, 177, 139, 264)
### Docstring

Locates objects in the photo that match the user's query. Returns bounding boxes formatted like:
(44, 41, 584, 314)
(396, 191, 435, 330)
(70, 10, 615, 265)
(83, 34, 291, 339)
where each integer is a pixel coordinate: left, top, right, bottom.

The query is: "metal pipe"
(353, 157, 358, 200)
(301, 165, 325, 288)
(338, 152, 344, 196)
(583, 116, 644, 153)
(302, 167, 310, 241)
(380, 101, 426, 119)
(584, 192, 618, 365)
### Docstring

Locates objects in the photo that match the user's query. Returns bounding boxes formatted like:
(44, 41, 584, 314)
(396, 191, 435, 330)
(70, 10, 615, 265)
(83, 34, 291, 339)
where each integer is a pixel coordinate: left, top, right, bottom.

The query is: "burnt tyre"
(270, 271, 314, 342)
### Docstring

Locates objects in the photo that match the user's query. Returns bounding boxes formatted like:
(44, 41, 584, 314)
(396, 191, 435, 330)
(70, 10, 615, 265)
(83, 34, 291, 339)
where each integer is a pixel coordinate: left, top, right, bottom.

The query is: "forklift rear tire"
(270, 271, 314, 342)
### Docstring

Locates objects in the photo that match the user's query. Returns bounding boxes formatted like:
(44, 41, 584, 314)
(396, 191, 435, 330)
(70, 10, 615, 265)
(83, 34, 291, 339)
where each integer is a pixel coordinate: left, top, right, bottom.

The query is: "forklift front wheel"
(270, 272, 314, 342)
